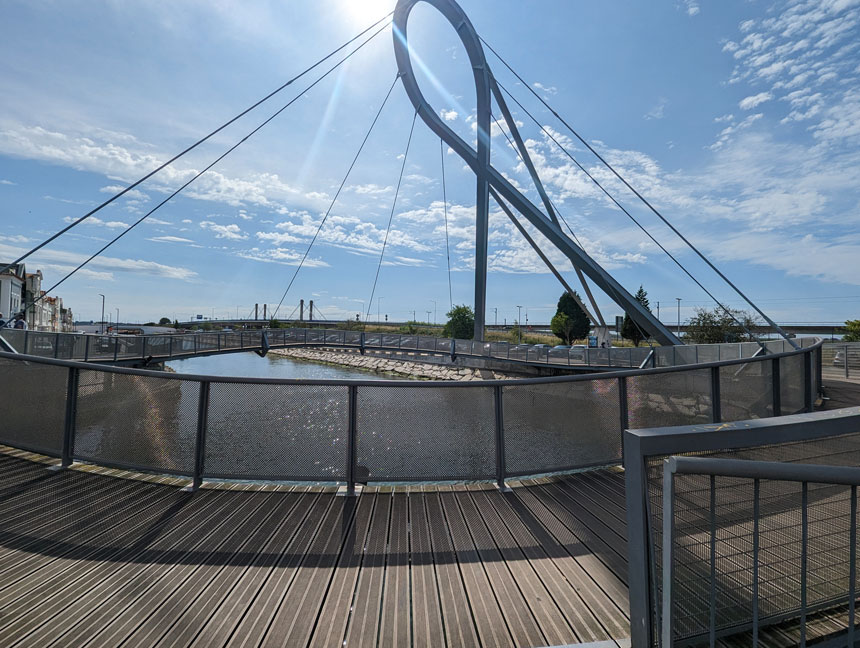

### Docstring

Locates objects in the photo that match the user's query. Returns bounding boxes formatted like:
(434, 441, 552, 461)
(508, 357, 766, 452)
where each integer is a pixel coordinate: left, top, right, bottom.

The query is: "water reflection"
(166, 351, 392, 381)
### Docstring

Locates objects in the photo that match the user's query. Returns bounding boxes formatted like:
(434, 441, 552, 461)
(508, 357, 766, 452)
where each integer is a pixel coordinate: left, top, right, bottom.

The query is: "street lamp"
(516, 305, 522, 343)
(425, 310, 432, 323)
(116, 307, 120, 329)
(676, 298, 682, 337)
(430, 299, 437, 325)
(98, 294, 105, 335)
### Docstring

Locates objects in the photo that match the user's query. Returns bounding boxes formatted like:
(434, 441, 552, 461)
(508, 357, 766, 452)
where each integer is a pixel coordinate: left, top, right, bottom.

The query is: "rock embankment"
(270, 347, 514, 381)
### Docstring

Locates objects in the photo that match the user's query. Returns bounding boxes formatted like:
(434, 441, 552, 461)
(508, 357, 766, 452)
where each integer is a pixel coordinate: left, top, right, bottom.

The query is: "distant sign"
(615, 315, 624, 332)
(196, 314, 203, 320)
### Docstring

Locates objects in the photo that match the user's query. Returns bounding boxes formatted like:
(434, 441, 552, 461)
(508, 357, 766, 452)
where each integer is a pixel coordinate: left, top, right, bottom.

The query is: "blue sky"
(0, 0, 858, 327)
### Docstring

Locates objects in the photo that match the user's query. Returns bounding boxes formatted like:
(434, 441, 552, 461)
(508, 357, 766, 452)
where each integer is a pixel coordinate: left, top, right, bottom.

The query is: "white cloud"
(147, 235, 193, 243)
(532, 82, 558, 96)
(63, 215, 130, 229)
(199, 221, 247, 240)
(439, 109, 458, 121)
(0, 179, 15, 185)
(0, 240, 196, 281)
(644, 98, 668, 120)
(739, 91, 773, 110)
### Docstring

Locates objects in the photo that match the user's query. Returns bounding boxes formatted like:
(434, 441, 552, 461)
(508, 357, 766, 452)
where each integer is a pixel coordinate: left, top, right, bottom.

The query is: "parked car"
(553, 345, 571, 350)
(532, 344, 550, 349)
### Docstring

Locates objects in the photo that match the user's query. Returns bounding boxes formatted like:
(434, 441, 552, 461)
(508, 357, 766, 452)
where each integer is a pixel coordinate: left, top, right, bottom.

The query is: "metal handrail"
(661, 453, 860, 647)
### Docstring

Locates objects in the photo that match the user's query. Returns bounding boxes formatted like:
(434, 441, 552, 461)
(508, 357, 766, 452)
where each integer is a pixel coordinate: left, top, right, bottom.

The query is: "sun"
(340, 0, 395, 24)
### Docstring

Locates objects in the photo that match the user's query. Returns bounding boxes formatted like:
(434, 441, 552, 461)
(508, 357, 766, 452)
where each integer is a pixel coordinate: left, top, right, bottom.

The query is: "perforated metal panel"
(720, 360, 774, 421)
(780, 353, 806, 415)
(355, 385, 495, 481)
(696, 345, 719, 364)
(0, 357, 67, 455)
(0, 328, 26, 352)
(628, 369, 712, 429)
(503, 379, 621, 475)
(204, 382, 349, 481)
(75, 369, 198, 474)
(645, 431, 860, 645)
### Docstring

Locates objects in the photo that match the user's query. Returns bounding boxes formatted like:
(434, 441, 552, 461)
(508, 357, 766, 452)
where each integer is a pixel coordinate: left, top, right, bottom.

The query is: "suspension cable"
(440, 138, 454, 310)
(482, 38, 793, 348)
(269, 73, 401, 321)
(0, 12, 394, 279)
(492, 80, 766, 348)
(34, 22, 391, 305)
(365, 110, 419, 322)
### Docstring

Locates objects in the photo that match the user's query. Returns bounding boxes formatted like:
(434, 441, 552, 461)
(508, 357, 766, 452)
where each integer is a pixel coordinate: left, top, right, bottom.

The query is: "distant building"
(0, 263, 26, 322)
(0, 263, 75, 332)
(24, 271, 52, 330)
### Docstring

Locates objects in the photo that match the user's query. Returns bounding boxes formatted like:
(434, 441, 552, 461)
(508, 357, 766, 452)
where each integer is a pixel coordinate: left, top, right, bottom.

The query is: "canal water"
(166, 351, 390, 380)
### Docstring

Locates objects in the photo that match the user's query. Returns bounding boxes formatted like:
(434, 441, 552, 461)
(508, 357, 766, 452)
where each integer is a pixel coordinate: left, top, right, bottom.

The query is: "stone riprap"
(269, 347, 515, 381)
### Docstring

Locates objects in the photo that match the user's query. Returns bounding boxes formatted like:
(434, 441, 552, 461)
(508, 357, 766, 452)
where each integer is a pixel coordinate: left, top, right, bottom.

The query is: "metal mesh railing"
(0, 337, 820, 493)
(0, 356, 68, 455)
(625, 409, 860, 647)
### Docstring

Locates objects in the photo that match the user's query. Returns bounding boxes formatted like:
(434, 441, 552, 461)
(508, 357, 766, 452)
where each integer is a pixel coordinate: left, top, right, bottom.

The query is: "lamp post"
(676, 298, 682, 337)
(116, 307, 120, 329)
(430, 299, 437, 325)
(98, 294, 105, 335)
(425, 310, 432, 323)
(516, 305, 522, 343)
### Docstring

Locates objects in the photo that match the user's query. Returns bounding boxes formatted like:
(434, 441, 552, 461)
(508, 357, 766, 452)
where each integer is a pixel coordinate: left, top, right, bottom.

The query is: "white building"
(0, 263, 25, 324)
(25, 271, 52, 331)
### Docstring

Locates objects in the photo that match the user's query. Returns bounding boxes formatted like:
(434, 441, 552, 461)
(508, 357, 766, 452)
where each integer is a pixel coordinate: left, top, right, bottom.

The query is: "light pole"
(377, 297, 383, 323)
(116, 308, 120, 328)
(516, 305, 522, 343)
(493, 307, 498, 326)
(425, 310, 432, 323)
(676, 298, 682, 337)
(98, 294, 105, 335)
(430, 299, 437, 325)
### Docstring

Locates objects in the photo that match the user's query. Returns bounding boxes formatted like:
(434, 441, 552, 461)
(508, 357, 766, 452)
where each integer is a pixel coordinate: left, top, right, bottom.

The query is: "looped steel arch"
(392, 0, 681, 345)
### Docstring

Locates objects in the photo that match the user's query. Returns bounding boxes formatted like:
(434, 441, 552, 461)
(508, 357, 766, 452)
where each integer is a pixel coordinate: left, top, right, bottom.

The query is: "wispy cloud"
(199, 220, 247, 240)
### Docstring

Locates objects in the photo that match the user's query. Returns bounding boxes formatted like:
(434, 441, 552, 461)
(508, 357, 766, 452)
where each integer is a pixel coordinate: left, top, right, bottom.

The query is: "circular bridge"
(0, 331, 822, 490)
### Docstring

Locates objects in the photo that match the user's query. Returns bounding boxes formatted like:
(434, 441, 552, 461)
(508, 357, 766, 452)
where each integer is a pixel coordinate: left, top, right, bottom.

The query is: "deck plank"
(342, 491, 392, 648)
(376, 493, 410, 648)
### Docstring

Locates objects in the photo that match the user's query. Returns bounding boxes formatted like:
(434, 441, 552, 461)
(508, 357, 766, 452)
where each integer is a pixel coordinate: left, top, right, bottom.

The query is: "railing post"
(346, 384, 357, 496)
(113, 336, 119, 362)
(804, 350, 813, 412)
(240, 331, 244, 349)
(772, 357, 781, 416)
(84, 335, 90, 362)
(24, 329, 30, 354)
(61, 366, 79, 467)
(624, 432, 653, 648)
(711, 366, 721, 423)
(194, 334, 199, 355)
(168, 335, 174, 358)
(846, 344, 850, 380)
(217, 333, 221, 352)
(54, 332, 60, 358)
(192, 381, 210, 491)
(661, 462, 676, 648)
(618, 376, 629, 439)
(494, 385, 509, 491)
(141, 336, 147, 360)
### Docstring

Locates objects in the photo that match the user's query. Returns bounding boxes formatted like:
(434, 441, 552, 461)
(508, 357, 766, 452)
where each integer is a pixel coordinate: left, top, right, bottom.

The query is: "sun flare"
(339, 0, 394, 24)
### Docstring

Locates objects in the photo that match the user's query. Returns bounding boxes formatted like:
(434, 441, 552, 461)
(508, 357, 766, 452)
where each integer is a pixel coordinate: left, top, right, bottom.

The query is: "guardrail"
(0, 337, 820, 496)
(624, 407, 860, 647)
(661, 456, 860, 648)
(0, 326, 819, 371)
(822, 342, 860, 380)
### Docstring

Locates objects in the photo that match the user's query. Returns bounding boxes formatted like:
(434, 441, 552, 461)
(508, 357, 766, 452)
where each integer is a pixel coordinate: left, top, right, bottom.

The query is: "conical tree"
(552, 291, 590, 344)
(621, 285, 651, 346)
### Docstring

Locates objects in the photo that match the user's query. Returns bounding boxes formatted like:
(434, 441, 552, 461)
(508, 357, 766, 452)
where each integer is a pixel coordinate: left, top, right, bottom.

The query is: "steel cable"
(269, 73, 401, 321)
(364, 110, 419, 322)
(0, 12, 394, 278)
(34, 21, 392, 306)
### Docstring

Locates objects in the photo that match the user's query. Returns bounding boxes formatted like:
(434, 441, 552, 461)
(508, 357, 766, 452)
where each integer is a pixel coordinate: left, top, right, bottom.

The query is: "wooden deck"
(0, 451, 631, 648)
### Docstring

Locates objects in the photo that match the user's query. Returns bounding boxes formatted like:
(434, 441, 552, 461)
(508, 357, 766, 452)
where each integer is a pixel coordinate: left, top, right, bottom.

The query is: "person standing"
(12, 312, 27, 329)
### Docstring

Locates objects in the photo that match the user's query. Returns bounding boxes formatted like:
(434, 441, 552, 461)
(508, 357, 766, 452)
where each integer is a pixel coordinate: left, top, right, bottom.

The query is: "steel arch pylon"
(392, 0, 682, 345)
